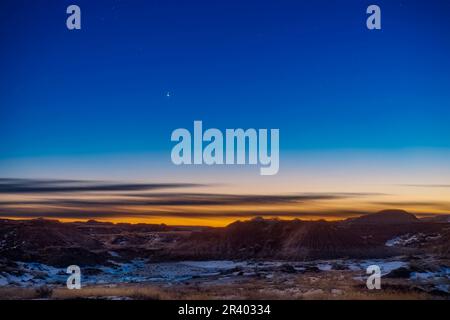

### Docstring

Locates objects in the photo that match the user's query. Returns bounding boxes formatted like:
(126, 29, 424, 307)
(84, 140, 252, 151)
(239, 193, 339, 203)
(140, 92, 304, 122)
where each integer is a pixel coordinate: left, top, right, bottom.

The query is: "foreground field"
(0, 274, 441, 300)
(0, 256, 448, 300)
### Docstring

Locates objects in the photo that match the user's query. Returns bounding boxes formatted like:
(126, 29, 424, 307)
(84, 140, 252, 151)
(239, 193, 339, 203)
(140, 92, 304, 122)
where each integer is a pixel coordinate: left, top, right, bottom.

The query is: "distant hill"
(0, 211, 448, 265)
(344, 209, 420, 225)
(167, 211, 443, 260)
(167, 210, 449, 260)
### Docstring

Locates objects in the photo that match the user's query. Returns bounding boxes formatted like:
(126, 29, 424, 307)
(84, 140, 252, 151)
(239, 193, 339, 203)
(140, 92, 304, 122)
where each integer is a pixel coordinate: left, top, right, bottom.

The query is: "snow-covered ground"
(385, 233, 442, 247)
(1, 257, 448, 294)
(349, 260, 406, 275)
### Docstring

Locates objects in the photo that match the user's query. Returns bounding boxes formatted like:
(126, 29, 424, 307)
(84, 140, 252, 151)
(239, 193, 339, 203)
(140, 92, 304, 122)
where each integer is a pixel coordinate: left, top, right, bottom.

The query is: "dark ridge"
(344, 209, 420, 225)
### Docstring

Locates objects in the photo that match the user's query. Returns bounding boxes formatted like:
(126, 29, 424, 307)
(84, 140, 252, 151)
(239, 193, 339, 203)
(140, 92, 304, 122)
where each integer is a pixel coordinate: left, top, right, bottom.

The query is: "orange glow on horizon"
(2, 209, 447, 227)
(1, 215, 352, 227)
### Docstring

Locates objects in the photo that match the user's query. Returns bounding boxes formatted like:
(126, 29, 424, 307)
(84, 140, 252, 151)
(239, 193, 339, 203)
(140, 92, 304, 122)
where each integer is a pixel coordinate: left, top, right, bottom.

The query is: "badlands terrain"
(0, 210, 449, 299)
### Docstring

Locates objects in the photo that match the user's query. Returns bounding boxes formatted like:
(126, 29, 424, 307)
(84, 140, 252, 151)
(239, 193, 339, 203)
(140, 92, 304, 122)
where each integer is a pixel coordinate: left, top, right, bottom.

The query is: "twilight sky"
(0, 0, 449, 225)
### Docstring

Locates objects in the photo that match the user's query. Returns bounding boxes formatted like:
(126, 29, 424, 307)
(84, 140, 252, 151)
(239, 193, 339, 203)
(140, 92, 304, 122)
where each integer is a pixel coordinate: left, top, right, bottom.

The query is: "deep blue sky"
(1, 0, 450, 160)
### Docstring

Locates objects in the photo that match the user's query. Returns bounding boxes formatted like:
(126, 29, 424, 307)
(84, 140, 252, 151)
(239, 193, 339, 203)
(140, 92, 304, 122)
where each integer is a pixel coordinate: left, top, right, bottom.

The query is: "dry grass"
(0, 270, 442, 300)
(0, 286, 55, 300)
(52, 285, 169, 300)
(0, 287, 43, 300)
(0, 285, 169, 300)
(167, 271, 437, 300)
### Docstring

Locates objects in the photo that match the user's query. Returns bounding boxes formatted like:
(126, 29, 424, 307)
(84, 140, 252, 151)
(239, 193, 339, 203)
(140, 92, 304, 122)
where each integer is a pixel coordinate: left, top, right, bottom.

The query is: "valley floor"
(0, 255, 449, 300)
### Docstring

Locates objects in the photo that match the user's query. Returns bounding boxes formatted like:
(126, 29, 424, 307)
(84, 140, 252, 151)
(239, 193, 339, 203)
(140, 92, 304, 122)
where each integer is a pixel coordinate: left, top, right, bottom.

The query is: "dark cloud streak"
(0, 192, 381, 207)
(0, 208, 368, 220)
(0, 178, 391, 221)
(0, 178, 202, 193)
